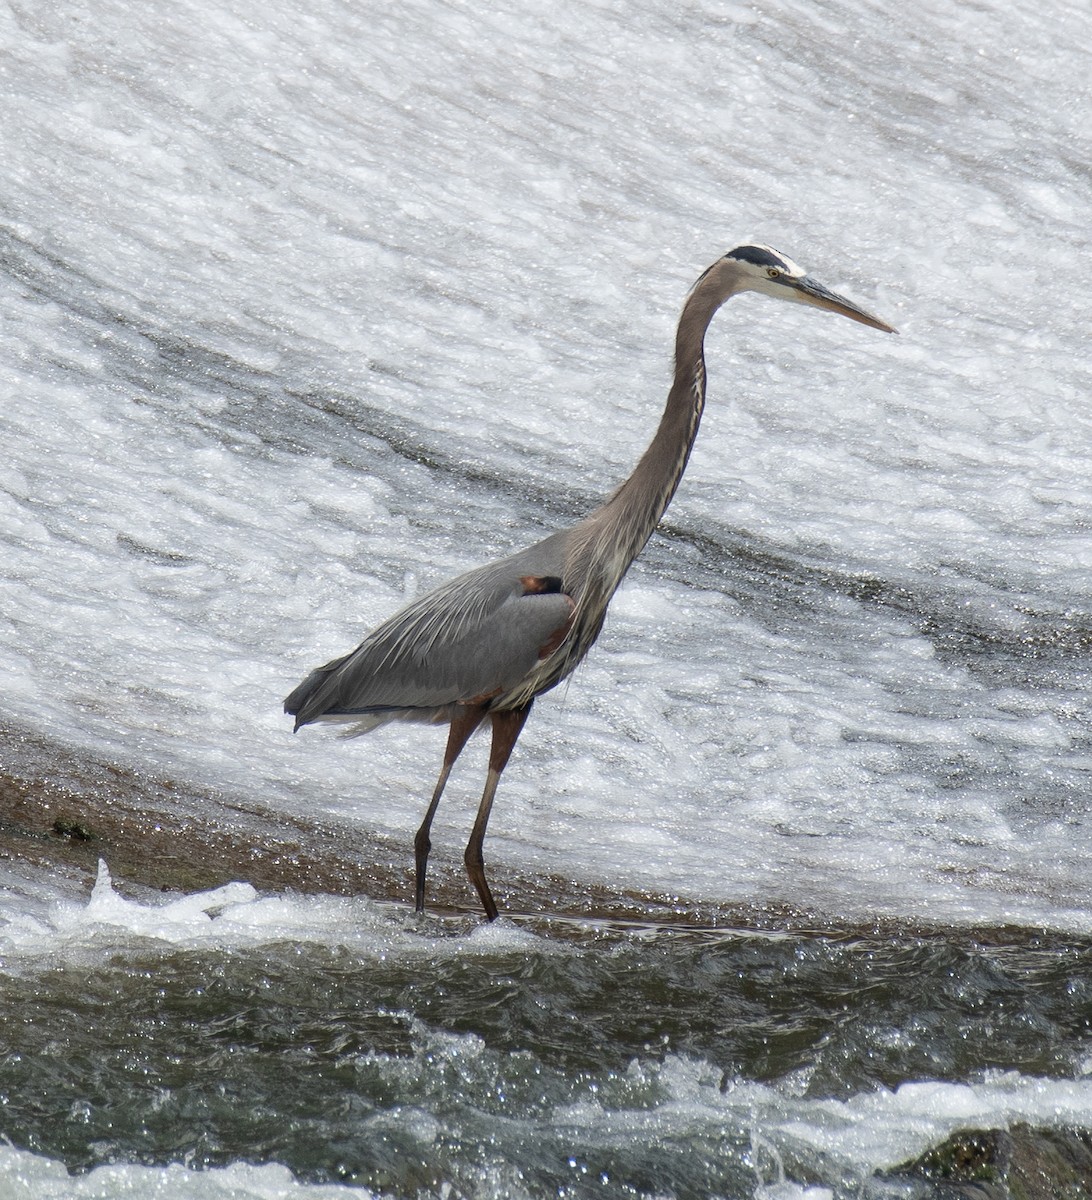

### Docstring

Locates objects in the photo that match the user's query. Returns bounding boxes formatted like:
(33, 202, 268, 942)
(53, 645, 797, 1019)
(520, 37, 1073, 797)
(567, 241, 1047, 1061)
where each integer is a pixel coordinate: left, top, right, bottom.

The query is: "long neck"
(508, 263, 738, 706)
(576, 266, 735, 587)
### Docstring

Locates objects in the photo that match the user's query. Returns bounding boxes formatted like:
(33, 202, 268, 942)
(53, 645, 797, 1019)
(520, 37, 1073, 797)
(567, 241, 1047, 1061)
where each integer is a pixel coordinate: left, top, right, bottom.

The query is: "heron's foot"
(414, 832, 431, 914)
(464, 850, 499, 921)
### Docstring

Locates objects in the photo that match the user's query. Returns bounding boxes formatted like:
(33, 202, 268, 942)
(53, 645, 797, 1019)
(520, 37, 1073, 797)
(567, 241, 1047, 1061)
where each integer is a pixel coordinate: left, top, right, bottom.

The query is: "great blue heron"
(286, 244, 896, 919)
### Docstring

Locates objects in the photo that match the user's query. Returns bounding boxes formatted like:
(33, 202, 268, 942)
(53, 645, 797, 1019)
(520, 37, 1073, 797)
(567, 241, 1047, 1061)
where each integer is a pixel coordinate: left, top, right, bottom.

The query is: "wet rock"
(883, 1123, 1092, 1198)
(51, 817, 95, 841)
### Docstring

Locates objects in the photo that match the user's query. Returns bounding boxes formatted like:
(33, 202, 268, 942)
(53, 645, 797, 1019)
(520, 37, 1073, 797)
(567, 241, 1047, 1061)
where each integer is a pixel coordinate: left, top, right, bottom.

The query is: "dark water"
(2, 916, 1090, 1197)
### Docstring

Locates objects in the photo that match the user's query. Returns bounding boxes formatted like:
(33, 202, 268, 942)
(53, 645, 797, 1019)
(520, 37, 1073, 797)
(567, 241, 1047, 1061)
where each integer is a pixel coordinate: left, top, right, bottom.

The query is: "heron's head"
(721, 243, 897, 334)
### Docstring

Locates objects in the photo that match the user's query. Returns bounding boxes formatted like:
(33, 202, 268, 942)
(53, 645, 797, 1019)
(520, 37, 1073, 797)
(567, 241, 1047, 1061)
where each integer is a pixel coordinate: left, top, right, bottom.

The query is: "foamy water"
(2, 864, 1091, 1198)
(2, 0, 1091, 1193)
(2, 0, 1091, 930)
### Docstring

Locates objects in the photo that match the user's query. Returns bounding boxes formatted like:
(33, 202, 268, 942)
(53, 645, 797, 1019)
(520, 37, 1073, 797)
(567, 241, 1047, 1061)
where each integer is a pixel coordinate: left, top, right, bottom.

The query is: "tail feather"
(285, 661, 449, 732)
(284, 657, 351, 730)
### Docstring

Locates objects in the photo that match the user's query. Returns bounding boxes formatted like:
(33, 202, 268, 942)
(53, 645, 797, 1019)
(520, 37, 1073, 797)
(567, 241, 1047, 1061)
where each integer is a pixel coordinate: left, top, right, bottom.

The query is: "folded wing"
(285, 558, 574, 728)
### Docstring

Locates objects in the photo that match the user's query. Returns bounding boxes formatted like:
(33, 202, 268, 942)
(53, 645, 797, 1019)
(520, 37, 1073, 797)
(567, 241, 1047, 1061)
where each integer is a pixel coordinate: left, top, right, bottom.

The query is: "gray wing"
(285, 538, 574, 729)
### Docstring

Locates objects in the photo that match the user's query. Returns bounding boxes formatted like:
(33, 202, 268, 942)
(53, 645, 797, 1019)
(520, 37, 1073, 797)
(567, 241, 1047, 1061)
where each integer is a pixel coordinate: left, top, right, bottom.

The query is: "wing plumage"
(285, 544, 574, 729)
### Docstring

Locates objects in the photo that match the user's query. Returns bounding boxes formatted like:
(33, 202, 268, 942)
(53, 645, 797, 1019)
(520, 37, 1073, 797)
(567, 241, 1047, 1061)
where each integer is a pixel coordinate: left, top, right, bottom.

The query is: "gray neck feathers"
(570, 263, 737, 598)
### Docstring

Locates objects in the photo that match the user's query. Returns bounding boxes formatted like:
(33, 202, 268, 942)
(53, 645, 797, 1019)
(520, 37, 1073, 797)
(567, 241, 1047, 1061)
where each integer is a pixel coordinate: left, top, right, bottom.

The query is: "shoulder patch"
(520, 575, 565, 595)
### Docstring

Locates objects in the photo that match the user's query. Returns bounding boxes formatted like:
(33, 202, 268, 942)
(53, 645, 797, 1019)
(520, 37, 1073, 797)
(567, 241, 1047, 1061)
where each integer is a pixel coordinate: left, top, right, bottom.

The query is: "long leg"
(414, 705, 486, 913)
(464, 703, 533, 921)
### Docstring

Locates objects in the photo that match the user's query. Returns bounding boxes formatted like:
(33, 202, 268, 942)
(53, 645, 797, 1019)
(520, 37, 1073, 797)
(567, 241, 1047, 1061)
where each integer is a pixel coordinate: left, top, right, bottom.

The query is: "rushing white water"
(1, 0, 1091, 1192)
(0, 1149, 359, 1200)
(3, 1066, 1090, 1200)
(3, 0, 1090, 931)
(3, 863, 1092, 1200)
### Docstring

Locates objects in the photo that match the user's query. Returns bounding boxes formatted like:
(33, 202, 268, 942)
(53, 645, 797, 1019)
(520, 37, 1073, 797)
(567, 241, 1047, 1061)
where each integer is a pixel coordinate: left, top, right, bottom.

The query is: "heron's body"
(286, 243, 896, 918)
